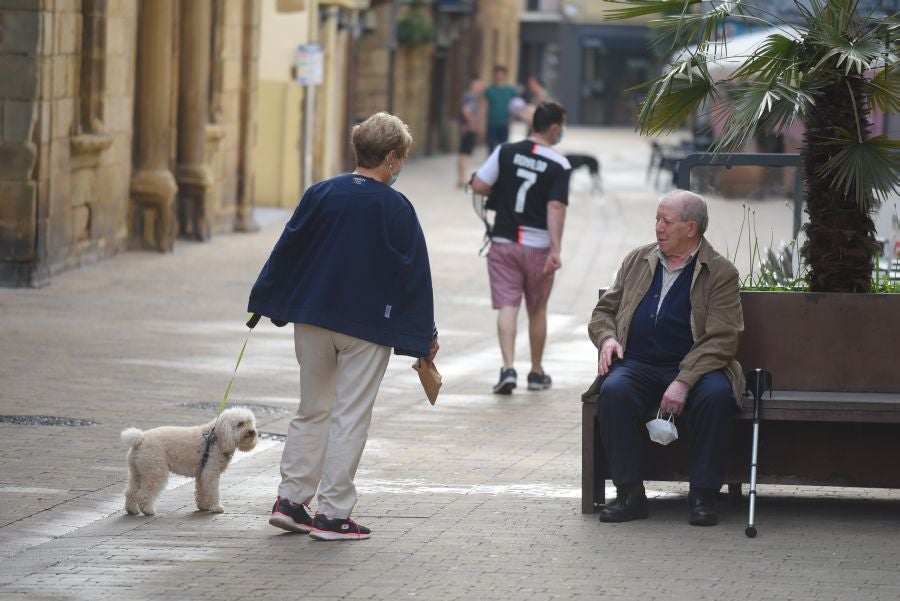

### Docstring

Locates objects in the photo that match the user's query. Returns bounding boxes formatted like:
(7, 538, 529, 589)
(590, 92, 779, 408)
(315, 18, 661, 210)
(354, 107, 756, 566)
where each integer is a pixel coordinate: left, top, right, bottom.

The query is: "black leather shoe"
(688, 488, 718, 526)
(599, 487, 649, 523)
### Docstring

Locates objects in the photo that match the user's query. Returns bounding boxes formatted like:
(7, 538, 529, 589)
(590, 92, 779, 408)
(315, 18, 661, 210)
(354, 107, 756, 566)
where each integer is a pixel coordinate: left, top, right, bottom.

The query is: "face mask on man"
(646, 410, 679, 445)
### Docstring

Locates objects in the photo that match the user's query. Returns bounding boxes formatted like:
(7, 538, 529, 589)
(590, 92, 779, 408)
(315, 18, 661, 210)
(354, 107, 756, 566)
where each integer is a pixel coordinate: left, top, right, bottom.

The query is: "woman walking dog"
(248, 112, 439, 540)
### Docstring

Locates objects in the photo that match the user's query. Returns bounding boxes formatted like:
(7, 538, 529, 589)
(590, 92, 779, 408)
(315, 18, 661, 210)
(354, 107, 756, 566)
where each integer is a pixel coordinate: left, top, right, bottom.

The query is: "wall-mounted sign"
(294, 44, 323, 86)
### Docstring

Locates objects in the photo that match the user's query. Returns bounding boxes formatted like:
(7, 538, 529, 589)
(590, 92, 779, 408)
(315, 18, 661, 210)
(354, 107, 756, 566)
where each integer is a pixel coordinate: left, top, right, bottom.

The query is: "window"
(78, 0, 106, 133)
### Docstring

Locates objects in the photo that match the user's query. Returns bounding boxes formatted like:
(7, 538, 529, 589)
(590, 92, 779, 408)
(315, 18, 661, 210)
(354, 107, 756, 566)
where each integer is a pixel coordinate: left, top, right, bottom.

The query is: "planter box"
(737, 291, 900, 393)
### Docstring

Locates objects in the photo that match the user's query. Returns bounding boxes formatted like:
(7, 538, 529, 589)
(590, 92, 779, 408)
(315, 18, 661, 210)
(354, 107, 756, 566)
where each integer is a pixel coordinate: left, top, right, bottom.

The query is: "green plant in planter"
(734, 203, 899, 292)
(397, 10, 435, 47)
(606, 0, 899, 292)
(758, 240, 804, 287)
(732, 203, 810, 289)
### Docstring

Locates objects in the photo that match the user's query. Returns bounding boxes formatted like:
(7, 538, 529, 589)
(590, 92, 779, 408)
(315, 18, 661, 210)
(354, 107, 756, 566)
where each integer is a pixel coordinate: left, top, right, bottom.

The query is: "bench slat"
(755, 390, 900, 405)
(737, 390, 900, 423)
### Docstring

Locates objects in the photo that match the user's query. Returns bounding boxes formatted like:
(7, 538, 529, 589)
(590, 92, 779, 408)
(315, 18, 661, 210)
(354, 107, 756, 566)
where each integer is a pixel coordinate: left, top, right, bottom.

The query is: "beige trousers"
(278, 324, 391, 518)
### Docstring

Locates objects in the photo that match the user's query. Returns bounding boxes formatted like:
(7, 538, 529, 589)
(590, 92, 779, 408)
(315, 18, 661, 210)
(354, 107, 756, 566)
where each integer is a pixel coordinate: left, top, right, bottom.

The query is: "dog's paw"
(125, 505, 140, 515)
(209, 505, 224, 513)
(140, 507, 156, 516)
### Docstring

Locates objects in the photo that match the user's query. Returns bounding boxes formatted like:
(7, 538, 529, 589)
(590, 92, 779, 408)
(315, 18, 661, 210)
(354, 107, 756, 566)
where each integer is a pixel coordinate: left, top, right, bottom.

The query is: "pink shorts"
(487, 242, 554, 314)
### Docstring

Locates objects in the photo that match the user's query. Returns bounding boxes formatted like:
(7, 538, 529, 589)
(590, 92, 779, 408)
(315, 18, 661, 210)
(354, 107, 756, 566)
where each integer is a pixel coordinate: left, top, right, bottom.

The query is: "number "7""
(515, 168, 536, 213)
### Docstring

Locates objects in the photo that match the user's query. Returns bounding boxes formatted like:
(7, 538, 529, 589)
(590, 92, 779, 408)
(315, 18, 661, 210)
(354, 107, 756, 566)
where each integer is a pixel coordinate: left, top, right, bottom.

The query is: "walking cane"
(745, 368, 772, 538)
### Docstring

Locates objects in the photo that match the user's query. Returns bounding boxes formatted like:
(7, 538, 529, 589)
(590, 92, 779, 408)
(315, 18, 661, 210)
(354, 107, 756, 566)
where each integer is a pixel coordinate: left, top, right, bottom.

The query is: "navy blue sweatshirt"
(248, 174, 435, 357)
(625, 254, 697, 366)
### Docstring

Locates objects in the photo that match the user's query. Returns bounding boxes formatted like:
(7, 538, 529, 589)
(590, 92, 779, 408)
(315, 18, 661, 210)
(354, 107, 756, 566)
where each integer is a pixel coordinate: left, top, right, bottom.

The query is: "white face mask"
(646, 410, 679, 445)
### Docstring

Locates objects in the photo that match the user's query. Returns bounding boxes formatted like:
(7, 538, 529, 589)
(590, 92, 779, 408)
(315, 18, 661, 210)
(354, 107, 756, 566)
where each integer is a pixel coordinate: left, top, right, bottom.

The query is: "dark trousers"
(486, 125, 509, 153)
(596, 357, 736, 490)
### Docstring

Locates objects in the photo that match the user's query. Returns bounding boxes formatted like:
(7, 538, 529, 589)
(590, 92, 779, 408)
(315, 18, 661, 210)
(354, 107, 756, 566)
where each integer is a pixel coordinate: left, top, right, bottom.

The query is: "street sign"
(294, 43, 323, 86)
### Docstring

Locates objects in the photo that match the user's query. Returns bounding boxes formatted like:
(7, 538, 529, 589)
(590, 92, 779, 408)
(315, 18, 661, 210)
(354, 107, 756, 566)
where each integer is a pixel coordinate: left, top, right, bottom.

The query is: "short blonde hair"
(351, 112, 413, 168)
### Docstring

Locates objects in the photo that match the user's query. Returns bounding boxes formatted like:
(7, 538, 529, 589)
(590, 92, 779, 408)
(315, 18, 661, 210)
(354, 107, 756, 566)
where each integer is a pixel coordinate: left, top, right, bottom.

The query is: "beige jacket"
(587, 238, 745, 406)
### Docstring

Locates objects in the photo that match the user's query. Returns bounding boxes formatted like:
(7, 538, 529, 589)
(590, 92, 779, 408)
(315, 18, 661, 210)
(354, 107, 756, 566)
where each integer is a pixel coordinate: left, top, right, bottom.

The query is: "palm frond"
(603, 0, 699, 21)
(654, 2, 759, 48)
(868, 67, 900, 115)
(815, 131, 900, 205)
(712, 81, 813, 150)
(803, 0, 864, 36)
(635, 58, 717, 134)
(808, 25, 885, 75)
(731, 32, 803, 81)
(605, 0, 787, 55)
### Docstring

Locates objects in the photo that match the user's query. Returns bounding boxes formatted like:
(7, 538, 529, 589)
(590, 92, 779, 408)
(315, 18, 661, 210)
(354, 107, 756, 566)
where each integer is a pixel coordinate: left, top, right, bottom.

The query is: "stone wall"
(353, 3, 436, 157)
(353, 3, 393, 134)
(67, 0, 137, 272)
(352, 1, 520, 158)
(394, 34, 434, 156)
(0, 1, 138, 286)
(211, 0, 245, 233)
(0, 0, 261, 287)
(474, 0, 520, 84)
(1, 3, 44, 286)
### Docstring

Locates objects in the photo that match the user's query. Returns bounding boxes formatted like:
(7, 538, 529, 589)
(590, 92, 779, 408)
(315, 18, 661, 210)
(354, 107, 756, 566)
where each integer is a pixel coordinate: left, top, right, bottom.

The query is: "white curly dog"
(121, 407, 258, 515)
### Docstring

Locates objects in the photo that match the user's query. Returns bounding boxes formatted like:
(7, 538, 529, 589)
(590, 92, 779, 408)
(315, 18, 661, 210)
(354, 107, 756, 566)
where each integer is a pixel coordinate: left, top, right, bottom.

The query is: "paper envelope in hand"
(412, 358, 442, 405)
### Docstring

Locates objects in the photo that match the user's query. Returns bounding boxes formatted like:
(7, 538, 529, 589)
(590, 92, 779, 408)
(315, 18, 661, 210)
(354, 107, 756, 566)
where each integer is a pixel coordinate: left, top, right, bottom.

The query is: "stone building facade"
(354, 2, 435, 154)
(0, 0, 262, 288)
(519, 0, 656, 126)
(354, 0, 520, 157)
(253, 0, 520, 210)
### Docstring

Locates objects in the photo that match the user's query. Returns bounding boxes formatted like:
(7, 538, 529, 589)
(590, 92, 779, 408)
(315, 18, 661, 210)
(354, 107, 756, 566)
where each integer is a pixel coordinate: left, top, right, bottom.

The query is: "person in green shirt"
(482, 65, 519, 153)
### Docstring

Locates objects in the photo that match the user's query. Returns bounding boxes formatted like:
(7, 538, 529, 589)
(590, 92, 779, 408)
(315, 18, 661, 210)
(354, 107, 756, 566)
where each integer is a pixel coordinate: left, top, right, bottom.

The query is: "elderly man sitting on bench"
(587, 190, 744, 526)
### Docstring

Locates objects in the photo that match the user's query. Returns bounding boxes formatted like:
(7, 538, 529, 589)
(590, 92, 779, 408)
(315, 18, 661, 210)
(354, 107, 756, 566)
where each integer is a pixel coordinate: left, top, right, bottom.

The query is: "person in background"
(482, 65, 519, 153)
(457, 75, 483, 188)
(521, 76, 550, 134)
(525, 76, 548, 106)
(471, 101, 571, 395)
(249, 112, 439, 541)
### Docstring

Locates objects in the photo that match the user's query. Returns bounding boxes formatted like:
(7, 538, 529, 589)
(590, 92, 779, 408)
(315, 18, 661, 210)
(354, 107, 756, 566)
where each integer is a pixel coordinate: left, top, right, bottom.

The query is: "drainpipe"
(301, 0, 320, 191)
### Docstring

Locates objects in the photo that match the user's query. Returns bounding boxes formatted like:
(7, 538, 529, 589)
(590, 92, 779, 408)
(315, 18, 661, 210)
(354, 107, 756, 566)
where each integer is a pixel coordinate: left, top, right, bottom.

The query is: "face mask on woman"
(388, 157, 403, 186)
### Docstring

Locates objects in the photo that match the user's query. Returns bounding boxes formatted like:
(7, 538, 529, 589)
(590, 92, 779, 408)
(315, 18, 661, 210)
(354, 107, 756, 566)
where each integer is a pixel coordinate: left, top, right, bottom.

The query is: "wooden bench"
(582, 291, 900, 514)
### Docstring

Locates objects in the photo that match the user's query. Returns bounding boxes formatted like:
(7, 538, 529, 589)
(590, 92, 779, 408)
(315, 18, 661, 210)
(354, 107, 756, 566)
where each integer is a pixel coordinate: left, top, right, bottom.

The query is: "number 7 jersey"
(475, 139, 571, 247)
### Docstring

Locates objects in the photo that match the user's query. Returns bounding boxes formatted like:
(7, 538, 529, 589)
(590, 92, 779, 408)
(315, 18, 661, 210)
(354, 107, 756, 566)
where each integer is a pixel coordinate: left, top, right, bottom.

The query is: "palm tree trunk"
(800, 77, 879, 292)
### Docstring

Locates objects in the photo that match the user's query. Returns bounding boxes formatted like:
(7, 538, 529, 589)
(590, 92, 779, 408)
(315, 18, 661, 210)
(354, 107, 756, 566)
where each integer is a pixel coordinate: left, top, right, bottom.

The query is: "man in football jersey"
(471, 101, 571, 395)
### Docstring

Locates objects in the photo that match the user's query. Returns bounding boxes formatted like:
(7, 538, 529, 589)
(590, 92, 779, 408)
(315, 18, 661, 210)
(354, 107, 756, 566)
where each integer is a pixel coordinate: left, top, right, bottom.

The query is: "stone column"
(130, 0, 178, 252)
(176, 0, 214, 240)
(234, 0, 261, 233)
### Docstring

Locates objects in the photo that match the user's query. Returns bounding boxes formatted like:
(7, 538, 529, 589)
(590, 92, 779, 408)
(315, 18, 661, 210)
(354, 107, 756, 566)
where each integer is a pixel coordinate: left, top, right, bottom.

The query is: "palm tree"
(606, 0, 898, 292)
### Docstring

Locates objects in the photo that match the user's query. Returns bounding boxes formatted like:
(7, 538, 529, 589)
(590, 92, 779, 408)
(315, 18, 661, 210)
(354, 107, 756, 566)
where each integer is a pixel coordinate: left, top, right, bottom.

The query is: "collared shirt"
(656, 244, 701, 312)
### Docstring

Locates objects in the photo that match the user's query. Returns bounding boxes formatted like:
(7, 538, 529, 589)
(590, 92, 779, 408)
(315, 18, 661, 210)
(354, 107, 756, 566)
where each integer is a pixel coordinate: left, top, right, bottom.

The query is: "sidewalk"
(1, 126, 898, 601)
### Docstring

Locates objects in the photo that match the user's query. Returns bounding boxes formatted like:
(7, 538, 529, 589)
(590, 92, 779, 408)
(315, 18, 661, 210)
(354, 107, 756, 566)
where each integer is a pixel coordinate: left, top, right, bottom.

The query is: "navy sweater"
(625, 254, 697, 366)
(248, 174, 435, 357)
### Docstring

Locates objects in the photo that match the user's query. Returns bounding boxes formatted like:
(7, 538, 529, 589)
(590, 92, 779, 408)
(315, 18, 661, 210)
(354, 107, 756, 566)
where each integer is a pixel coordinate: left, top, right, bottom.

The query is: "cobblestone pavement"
(1, 127, 898, 600)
